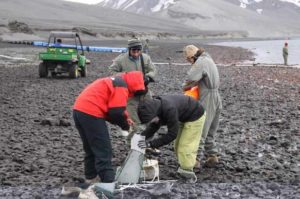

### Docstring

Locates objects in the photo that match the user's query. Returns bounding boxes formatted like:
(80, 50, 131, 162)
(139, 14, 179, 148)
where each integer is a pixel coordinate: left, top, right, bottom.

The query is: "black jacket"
(138, 95, 205, 148)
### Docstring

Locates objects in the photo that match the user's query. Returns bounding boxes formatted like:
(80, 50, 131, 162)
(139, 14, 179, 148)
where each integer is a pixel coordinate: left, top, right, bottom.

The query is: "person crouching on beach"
(73, 71, 146, 183)
(137, 95, 206, 182)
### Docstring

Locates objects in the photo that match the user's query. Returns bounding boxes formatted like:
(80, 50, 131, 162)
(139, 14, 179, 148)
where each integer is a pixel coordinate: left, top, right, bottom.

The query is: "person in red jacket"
(73, 71, 145, 183)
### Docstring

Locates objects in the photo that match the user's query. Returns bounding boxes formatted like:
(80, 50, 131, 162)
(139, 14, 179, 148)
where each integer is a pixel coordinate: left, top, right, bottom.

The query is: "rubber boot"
(177, 167, 197, 183)
(85, 176, 101, 185)
(146, 148, 161, 156)
(61, 186, 82, 197)
(78, 186, 98, 199)
(194, 159, 201, 173)
(61, 181, 90, 197)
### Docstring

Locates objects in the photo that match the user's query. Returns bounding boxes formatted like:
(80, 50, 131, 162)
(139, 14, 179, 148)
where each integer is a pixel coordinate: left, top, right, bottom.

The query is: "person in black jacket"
(138, 95, 206, 181)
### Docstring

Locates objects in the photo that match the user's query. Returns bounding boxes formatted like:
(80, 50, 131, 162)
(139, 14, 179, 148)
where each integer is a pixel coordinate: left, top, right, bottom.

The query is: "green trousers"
(283, 55, 288, 65)
(174, 113, 206, 170)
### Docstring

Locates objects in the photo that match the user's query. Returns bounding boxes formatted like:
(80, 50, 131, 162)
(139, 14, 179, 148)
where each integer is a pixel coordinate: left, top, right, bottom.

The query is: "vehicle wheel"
(69, 64, 79, 79)
(51, 72, 57, 77)
(80, 66, 87, 77)
(39, 62, 48, 78)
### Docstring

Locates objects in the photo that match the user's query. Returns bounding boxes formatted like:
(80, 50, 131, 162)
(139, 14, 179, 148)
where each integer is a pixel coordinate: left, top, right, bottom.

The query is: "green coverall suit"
(109, 52, 157, 133)
(143, 41, 149, 54)
(283, 46, 288, 65)
(185, 52, 222, 156)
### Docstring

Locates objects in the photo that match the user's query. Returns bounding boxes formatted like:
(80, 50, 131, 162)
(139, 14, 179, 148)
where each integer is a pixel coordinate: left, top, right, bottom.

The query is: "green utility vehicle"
(38, 31, 88, 78)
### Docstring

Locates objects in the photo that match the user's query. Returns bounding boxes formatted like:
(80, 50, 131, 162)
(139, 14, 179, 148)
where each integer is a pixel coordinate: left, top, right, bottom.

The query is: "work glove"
(138, 139, 151, 149)
(134, 88, 148, 96)
(177, 167, 197, 183)
(145, 148, 161, 157)
(119, 130, 129, 137)
(144, 75, 154, 86)
(144, 76, 151, 86)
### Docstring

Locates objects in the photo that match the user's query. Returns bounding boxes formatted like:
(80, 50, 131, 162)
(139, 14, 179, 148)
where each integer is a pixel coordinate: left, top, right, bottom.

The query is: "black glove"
(144, 76, 152, 86)
(138, 140, 151, 149)
(134, 88, 148, 96)
(146, 148, 161, 156)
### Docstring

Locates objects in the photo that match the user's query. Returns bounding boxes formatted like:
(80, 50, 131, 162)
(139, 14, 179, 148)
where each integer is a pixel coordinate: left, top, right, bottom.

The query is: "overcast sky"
(64, 0, 102, 4)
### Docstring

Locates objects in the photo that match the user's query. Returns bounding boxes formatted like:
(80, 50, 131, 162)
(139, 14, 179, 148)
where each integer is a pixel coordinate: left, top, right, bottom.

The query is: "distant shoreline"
(1, 21, 300, 43)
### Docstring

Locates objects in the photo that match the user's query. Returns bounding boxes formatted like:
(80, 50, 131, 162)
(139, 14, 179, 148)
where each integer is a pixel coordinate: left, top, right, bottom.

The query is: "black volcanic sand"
(0, 41, 299, 198)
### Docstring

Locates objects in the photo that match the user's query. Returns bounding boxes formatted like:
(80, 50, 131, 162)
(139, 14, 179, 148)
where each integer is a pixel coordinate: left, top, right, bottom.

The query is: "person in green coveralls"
(182, 45, 222, 169)
(283, 42, 288, 65)
(109, 38, 157, 139)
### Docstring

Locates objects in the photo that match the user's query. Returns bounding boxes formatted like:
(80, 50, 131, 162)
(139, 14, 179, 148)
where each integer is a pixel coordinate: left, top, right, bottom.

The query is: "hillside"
(1, 0, 300, 40)
(97, 0, 300, 37)
(0, 0, 201, 41)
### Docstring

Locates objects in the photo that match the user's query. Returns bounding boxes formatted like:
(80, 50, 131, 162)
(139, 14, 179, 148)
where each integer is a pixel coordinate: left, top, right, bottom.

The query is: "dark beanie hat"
(138, 99, 161, 124)
(128, 38, 142, 49)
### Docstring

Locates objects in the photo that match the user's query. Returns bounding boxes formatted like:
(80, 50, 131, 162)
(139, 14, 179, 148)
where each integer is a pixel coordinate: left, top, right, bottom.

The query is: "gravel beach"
(0, 41, 299, 198)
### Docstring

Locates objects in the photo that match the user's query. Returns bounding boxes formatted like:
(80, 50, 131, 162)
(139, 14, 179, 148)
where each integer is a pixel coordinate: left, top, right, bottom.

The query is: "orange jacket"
(73, 71, 145, 130)
(184, 86, 199, 100)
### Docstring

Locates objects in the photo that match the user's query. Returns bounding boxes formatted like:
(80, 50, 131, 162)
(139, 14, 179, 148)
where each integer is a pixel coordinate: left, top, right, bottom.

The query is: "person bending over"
(138, 95, 206, 182)
(73, 71, 146, 183)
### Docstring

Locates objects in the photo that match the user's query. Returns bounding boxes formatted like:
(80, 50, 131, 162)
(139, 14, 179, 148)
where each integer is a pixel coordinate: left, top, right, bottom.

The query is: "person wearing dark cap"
(282, 42, 288, 65)
(73, 71, 146, 183)
(137, 95, 206, 182)
(55, 38, 62, 47)
(109, 38, 157, 139)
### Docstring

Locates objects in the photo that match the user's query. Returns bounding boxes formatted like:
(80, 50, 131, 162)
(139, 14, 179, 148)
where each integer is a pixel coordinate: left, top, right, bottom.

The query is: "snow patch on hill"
(280, 0, 300, 7)
(151, 0, 176, 12)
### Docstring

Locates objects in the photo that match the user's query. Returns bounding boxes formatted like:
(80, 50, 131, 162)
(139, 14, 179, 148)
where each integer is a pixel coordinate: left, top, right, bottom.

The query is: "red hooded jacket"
(73, 71, 145, 130)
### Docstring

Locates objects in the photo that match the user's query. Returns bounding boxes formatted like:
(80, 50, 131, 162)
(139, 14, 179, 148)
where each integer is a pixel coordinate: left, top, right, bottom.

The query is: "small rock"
(229, 192, 241, 199)
(23, 165, 32, 172)
(267, 182, 280, 191)
(2, 181, 13, 186)
(212, 195, 222, 199)
(273, 161, 283, 170)
(231, 185, 240, 192)
(188, 193, 198, 199)
(267, 136, 278, 145)
(58, 119, 71, 127)
(40, 118, 56, 126)
(268, 119, 285, 126)
(12, 157, 24, 164)
(227, 150, 237, 155)
(230, 120, 243, 127)
(235, 165, 246, 172)
(290, 166, 299, 173)
(251, 116, 257, 121)
(280, 141, 290, 148)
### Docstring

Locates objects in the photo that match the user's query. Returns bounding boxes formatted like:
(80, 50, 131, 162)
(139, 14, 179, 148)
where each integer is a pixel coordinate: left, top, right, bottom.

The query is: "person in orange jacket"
(73, 71, 146, 183)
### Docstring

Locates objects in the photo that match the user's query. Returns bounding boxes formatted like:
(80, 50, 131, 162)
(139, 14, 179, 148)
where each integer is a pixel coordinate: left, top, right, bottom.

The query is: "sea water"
(214, 39, 300, 65)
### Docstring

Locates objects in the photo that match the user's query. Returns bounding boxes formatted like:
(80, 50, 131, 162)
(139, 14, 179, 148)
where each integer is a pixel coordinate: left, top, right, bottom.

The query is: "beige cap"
(183, 45, 199, 59)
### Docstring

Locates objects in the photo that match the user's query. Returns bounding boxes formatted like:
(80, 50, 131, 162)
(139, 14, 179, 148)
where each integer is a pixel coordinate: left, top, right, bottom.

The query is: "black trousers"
(73, 110, 114, 182)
